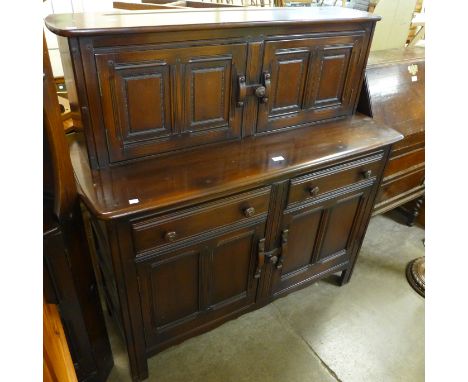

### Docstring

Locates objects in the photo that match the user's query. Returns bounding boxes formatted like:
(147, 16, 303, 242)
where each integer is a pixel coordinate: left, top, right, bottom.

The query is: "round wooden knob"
(363, 170, 372, 179)
(255, 86, 266, 98)
(164, 231, 177, 242)
(243, 207, 256, 218)
(309, 186, 320, 196)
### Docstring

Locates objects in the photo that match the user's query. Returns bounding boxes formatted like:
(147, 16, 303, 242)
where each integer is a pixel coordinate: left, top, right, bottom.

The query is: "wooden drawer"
(376, 168, 424, 204)
(287, 152, 384, 206)
(384, 147, 424, 178)
(132, 187, 271, 254)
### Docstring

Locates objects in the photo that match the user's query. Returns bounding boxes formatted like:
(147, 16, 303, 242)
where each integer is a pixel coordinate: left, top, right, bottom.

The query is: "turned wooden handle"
(237, 75, 247, 107)
(309, 186, 320, 196)
(244, 206, 256, 217)
(276, 229, 289, 270)
(254, 238, 266, 279)
(363, 170, 372, 179)
(164, 231, 177, 242)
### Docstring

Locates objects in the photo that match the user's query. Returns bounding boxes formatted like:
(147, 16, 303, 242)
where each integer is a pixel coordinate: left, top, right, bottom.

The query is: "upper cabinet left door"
(95, 43, 247, 163)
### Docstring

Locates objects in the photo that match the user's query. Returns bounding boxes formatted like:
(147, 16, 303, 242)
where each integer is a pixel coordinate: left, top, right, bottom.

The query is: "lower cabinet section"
(89, 149, 386, 381)
(272, 183, 372, 296)
(135, 223, 265, 351)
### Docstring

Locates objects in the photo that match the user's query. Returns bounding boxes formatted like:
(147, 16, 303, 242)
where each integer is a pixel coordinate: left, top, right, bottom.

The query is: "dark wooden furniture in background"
(357, 46, 425, 225)
(43, 35, 113, 382)
(46, 8, 403, 381)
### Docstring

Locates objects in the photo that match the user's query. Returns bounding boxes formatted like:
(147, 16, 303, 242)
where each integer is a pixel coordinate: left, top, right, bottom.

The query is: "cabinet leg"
(339, 267, 352, 286)
(406, 197, 424, 227)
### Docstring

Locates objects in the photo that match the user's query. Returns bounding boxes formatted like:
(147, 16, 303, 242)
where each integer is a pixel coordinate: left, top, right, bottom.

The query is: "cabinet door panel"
(257, 33, 365, 134)
(183, 57, 232, 133)
(272, 188, 370, 296)
(95, 43, 246, 163)
(281, 207, 322, 275)
(138, 247, 203, 335)
(136, 222, 264, 350)
(318, 193, 364, 262)
(210, 229, 257, 309)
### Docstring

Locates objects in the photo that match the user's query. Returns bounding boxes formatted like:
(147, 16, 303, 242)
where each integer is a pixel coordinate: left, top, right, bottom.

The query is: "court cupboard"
(46, 7, 403, 381)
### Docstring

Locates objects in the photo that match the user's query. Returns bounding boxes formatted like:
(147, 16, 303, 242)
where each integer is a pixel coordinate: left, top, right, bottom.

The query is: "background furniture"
(43, 35, 114, 382)
(46, 8, 402, 381)
(357, 46, 425, 224)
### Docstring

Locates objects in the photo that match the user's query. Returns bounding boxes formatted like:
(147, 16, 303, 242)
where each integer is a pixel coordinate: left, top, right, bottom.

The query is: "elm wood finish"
(45, 9, 403, 381)
(68, 115, 402, 381)
(46, 7, 380, 168)
(357, 47, 425, 221)
(43, 35, 113, 382)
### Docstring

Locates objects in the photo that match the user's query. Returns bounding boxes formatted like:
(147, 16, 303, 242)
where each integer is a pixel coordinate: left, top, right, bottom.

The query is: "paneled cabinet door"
(256, 33, 366, 134)
(135, 223, 264, 349)
(271, 187, 371, 297)
(95, 43, 247, 163)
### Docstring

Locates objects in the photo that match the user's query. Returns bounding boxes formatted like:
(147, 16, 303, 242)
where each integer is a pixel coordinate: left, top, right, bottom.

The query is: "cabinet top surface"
(45, 7, 379, 37)
(69, 115, 402, 220)
(367, 46, 425, 67)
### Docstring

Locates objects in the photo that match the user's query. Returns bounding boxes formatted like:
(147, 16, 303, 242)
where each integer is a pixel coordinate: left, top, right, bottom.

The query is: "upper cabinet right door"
(256, 33, 367, 134)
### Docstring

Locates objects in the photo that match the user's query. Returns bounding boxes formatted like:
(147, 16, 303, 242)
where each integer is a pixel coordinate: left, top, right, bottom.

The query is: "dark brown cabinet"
(137, 222, 264, 352)
(46, 7, 403, 382)
(257, 33, 366, 133)
(96, 43, 247, 162)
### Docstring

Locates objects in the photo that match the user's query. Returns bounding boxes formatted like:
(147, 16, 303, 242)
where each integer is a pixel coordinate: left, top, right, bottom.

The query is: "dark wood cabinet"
(357, 47, 425, 224)
(137, 222, 264, 352)
(257, 32, 366, 133)
(95, 43, 247, 162)
(46, 7, 403, 381)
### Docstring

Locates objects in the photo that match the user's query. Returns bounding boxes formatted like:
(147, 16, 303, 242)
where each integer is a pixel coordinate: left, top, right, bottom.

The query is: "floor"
(105, 213, 425, 382)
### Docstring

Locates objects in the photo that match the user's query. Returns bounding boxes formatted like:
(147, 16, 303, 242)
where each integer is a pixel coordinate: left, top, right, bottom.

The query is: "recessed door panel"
(113, 62, 172, 143)
(138, 249, 201, 332)
(269, 50, 310, 117)
(211, 230, 256, 308)
(281, 207, 322, 275)
(318, 193, 364, 262)
(184, 58, 231, 132)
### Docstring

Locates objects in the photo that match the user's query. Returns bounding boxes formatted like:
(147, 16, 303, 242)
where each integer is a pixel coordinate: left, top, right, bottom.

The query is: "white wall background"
(43, 0, 114, 76)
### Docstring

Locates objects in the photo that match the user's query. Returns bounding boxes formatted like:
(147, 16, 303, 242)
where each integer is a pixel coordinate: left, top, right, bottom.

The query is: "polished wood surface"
(357, 47, 425, 217)
(43, 302, 78, 382)
(53, 9, 378, 169)
(45, 7, 380, 37)
(45, 9, 404, 381)
(69, 114, 402, 220)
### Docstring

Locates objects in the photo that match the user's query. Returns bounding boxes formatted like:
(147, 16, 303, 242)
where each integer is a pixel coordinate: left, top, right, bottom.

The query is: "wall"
(43, 0, 114, 77)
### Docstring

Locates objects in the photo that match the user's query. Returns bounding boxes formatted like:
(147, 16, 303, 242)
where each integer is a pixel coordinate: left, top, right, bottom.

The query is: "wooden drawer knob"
(164, 231, 177, 242)
(363, 170, 372, 179)
(309, 186, 320, 196)
(243, 207, 256, 217)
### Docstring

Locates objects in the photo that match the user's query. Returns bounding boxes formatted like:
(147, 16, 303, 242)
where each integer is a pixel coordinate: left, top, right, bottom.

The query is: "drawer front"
(376, 168, 424, 205)
(384, 147, 424, 178)
(287, 152, 384, 206)
(132, 187, 271, 254)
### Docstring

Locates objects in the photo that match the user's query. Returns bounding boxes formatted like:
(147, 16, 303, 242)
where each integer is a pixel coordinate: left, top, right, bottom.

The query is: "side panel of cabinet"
(136, 223, 264, 351)
(95, 44, 247, 163)
(257, 33, 366, 134)
(272, 189, 370, 296)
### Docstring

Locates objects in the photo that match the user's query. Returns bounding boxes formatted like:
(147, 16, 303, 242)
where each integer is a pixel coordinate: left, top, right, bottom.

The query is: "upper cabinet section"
(46, 8, 379, 168)
(257, 32, 366, 134)
(95, 43, 246, 163)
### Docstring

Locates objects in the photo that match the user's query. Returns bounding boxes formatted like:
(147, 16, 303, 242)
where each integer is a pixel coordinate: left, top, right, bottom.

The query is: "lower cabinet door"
(272, 188, 371, 296)
(135, 222, 265, 350)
